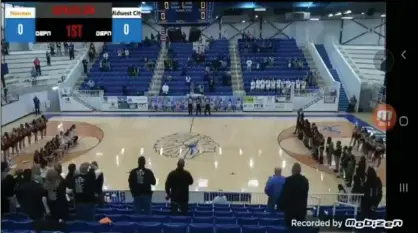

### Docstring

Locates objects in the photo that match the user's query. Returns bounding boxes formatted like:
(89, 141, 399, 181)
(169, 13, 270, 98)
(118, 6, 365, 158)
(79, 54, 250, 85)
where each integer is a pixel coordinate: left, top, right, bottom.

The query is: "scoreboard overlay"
(156, 2, 209, 24)
(4, 4, 143, 43)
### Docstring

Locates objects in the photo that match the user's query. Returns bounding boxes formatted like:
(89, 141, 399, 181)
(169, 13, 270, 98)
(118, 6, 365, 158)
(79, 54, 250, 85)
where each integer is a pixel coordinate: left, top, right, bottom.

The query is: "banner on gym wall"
(101, 96, 148, 111)
(243, 96, 293, 111)
(147, 96, 243, 112)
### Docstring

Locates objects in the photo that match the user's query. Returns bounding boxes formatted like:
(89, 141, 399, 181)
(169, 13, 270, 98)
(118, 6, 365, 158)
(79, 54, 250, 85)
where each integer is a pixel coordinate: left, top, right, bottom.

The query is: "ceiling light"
(335, 12, 342, 16)
(342, 16, 353, 20)
(344, 10, 352, 14)
(380, 14, 386, 18)
(328, 14, 333, 17)
(310, 18, 319, 21)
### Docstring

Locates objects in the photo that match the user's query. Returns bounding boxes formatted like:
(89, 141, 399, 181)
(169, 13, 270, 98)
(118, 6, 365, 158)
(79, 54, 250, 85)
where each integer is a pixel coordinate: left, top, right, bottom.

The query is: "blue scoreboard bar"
(112, 8, 143, 43)
(5, 7, 36, 43)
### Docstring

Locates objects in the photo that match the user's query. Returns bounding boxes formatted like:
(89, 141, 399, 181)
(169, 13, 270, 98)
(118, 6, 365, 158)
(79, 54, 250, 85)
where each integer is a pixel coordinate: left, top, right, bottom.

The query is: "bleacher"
(2, 202, 386, 232)
(162, 40, 233, 96)
(3, 50, 82, 88)
(338, 45, 385, 84)
(79, 43, 160, 96)
(239, 39, 314, 96)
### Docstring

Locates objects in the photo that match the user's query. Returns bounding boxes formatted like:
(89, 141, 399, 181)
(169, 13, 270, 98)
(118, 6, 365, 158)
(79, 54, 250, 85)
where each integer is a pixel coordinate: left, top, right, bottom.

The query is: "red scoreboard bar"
(35, 3, 112, 42)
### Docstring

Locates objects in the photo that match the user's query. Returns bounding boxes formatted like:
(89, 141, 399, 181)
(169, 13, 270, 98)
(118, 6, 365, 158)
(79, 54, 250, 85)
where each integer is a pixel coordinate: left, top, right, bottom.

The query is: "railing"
(1, 88, 19, 106)
(103, 190, 381, 209)
(324, 35, 361, 111)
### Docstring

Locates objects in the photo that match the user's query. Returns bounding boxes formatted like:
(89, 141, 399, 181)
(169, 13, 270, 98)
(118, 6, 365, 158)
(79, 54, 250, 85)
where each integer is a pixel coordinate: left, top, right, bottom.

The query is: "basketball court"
(6, 113, 386, 205)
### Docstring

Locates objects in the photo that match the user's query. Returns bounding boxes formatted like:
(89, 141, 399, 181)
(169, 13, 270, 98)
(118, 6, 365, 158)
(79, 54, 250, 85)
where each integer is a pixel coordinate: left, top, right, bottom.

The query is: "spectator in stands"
(88, 48, 94, 63)
(34, 57, 42, 76)
(43, 168, 68, 221)
(103, 52, 109, 61)
(72, 162, 96, 221)
(124, 48, 130, 58)
(56, 42, 62, 56)
(198, 82, 204, 94)
(147, 60, 154, 71)
(1, 39, 9, 55)
(128, 156, 156, 214)
(348, 96, 357, 112)
(279, 163, 309, 227)
(82, 59, 88, 75)
(117, 49, 122, 56)
(166, 75, 172, 83)
(63, 42, 69, 56)
(209, 78, 215, 92)
(49, 43, 55, 56)
(33, 96, 41, 115)
(246, 59, 252, 71)
(134, 65, 140, 77)
(212, 195, 228, 204)
(265, 167, 285, 212)
(361, 167, 382, 219)
(31, 66, 38, 79)
(1, 162, 16, 214)
(162, 83, 169, 95)
(89, 43, 96, 55)
(288, 58, 292, 68)
(185, 75, 191, 87)
(65, 164, 76, 191)
(87, 80, 95, 89)
(122, 85, 127, 96)
(69, 43, 75, 60)
(250, 79, 255, 92)
(46, 51, 51, 66)
(165, 159, 194, 216)
(90, 161, 104, 205)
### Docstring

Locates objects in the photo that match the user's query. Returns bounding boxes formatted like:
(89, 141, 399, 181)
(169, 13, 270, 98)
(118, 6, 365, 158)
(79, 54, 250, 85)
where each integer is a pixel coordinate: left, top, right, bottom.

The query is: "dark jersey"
(73, 172, 96, 203)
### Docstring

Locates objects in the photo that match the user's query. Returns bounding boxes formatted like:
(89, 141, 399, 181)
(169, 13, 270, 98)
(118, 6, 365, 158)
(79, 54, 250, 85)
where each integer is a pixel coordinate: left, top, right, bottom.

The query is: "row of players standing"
(1, 116, 48, 159)
(294, 110, 385, 187)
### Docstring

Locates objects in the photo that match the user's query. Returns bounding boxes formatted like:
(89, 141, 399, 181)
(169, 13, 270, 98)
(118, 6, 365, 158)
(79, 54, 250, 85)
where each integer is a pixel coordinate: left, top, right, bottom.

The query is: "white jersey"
(271, 80, 276, 88)
(266, 80, 270, 89)
(301, 81, 307, 89)
(296, 80, 300, 89)
(256, 80, 261, 89)
(276, 80, 281, 88)
(250, 81, 255, 90)
(260, 80, 265, 89)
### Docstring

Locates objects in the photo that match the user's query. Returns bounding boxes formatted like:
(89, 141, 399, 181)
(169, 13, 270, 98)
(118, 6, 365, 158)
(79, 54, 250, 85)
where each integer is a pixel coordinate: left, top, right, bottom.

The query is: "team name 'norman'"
(112, 10, 141, 16)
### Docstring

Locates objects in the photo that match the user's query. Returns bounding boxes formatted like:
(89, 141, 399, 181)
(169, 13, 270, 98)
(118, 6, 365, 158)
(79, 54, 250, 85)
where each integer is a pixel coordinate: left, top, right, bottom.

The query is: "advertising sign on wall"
(243, 96, 293, 112)
(101, 96, 148, 111)
(147, 96, 243, 112)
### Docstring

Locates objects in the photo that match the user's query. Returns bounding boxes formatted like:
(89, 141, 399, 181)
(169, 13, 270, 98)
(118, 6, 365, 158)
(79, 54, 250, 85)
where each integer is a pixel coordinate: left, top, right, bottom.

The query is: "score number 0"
(16, 24, 24, 35)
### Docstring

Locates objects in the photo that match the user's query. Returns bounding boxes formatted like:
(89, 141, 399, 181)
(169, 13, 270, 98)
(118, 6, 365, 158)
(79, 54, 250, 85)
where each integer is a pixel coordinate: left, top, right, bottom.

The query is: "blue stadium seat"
(169, 216, 192, 223)
(193, 216, 213, 224)
(163, 223, 188, 233)
(237, 217, 258, 225)
(235, 212, 252, 218)
(242, 225, 267, 233)
(189, 223, 213, 233)
(266, 225, 288, 233)
(1, 213, 30, 221)
(110, 222, 138, 233)
(66, 221, 89, 232)
(138, 222, 162, 233)
(195, 210, 213, 217)
(214, 217, 236, 224)
(1, 220, 32, 231)
(215, 224, 240, 233)
(259, 217, 283, 226)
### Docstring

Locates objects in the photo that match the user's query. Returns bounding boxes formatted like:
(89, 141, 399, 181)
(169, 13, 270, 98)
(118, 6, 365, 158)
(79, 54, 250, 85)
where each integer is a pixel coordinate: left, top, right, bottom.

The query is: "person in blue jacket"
(264, 167, 286, 212)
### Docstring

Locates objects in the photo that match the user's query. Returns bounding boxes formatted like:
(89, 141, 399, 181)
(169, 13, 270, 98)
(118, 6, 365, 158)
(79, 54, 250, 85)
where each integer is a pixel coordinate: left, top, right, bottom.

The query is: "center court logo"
(154, 133, 219, 159)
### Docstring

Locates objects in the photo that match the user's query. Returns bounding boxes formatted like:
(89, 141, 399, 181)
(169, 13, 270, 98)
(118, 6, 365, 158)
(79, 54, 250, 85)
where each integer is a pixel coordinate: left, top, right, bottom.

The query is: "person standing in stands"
(187, 97, 193, 116)
(165, 159, 194, 216)
(34, 57, 41, 76)
(195, 97, 202, 115)
(46, 51, 51, 66)
(279, 163, 309, 227)
(43, 168, 68, 222)
(128, 156, 156, 214)
(361, 167, 382, 219)
(69, 43, 75, 60)
(204, 97, 211, 115)
(1, 162, 16, 214)
(72, 162, 96, 221)
(15, 167, 48, 220)
(264, 167, 286, 212)
(33, 96, 41, 115)
(91, 161, 104, 206)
